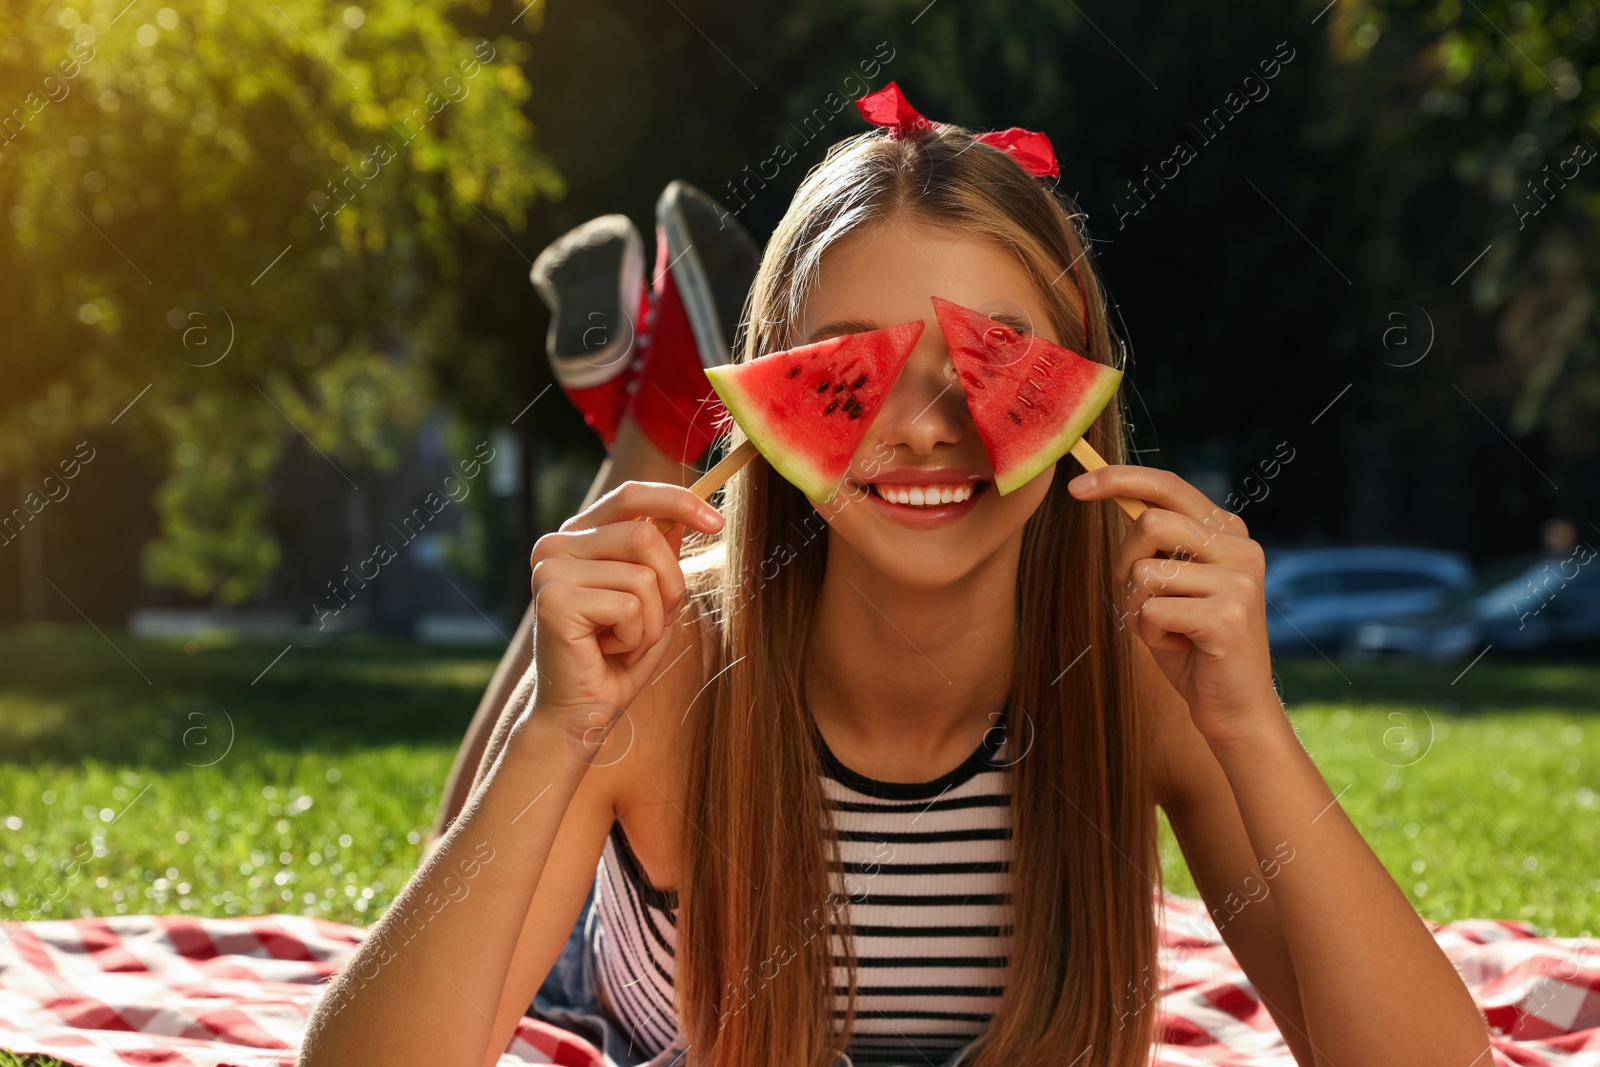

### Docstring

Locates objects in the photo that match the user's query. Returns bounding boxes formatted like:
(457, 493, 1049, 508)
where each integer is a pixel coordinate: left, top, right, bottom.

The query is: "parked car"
(1262, 546, 1473, 656)
(1352, 549, 1600, 661)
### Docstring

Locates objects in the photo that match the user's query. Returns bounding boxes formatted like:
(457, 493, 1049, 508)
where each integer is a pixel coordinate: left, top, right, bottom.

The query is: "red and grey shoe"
(529, 215, 648, 449)
(624, 180, 760, 466)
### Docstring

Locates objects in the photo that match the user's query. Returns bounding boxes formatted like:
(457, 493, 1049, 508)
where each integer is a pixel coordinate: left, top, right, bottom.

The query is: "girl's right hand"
(527, 481, 724, 748)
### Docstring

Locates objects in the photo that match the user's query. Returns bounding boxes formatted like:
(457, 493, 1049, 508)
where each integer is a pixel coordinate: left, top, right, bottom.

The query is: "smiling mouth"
(864, 480, 991, 507)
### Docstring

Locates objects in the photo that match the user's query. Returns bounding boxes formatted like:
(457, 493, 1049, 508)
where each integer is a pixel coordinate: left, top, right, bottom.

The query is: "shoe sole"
(530, 215, 644, 390)
(657, 180, 760, 369)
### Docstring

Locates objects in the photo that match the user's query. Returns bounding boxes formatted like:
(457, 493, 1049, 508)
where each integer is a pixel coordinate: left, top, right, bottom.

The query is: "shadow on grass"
(1275, 655, 1600, 715)
(0, 624, 499, 769)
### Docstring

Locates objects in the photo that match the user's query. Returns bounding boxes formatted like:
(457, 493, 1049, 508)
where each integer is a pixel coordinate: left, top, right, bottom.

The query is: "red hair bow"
(853, 81, 1061, 180)
(852, 80, 1090, 356)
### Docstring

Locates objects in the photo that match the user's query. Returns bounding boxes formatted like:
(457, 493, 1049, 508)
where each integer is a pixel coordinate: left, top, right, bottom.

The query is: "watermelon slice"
(932, 296, 1122, 496)
(704, 319, 925, 503)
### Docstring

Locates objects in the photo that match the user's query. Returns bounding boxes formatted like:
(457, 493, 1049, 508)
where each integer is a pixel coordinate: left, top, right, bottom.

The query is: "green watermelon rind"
(704, 362, 840, 502)
(703, 320, 925, 505)
(992, 363, 1123, 496)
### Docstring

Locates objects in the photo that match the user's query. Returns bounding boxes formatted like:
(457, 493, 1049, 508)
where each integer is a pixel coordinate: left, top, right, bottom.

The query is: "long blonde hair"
(674, 120, 1160, 1067)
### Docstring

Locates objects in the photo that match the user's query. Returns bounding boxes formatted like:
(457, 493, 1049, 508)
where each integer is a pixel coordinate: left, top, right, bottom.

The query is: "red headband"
(852, 80, 1092, 359)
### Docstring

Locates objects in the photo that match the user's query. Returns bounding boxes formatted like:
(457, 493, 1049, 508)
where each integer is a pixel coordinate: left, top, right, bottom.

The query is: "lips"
(848, 474, 992, 528)
(866, 481, 987, 506)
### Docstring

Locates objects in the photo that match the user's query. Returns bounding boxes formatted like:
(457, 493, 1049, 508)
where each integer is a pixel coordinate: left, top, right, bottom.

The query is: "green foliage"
(1326, 0, 1599, 450)
(436, 420, 517, 605)
(141, 393, 282, 604)
(0, 0, 562, 602)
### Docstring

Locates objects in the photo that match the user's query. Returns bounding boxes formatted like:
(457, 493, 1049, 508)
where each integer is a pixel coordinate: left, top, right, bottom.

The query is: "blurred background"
(1, 0, 1597, 941)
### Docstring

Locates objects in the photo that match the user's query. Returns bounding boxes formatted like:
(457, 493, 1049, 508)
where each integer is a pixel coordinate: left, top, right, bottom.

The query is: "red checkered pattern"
(1, 895, 1596, 1067)
(1154, 893, 1600, 1066)
(0, 913, 602, 1067)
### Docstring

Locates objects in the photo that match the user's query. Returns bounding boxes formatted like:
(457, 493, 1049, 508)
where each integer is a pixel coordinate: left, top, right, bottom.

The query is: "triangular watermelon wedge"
(932, 296, 1122, 496)
(704, 319, 925, 503)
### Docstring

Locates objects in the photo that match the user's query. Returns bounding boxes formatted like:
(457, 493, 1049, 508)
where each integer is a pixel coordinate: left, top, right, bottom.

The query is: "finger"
(1121, 559, 1260, 624)
(1123, 557, 1208, 612)
(535, 582, 648, 657)
(533, 518, 690, 619)
(1136, 595, 1250, 655)
(1128, 600, 1195, 652)
(1069, 466, 1248, 539)
(1117, 558, 1197, 644)
(1110, 508, 1231, 583)
(532, 558, 665, 661)
(560, 480, 724, 537)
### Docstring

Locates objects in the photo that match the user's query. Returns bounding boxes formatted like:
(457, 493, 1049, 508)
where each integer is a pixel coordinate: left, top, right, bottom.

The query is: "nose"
(871, 323, 969, 455)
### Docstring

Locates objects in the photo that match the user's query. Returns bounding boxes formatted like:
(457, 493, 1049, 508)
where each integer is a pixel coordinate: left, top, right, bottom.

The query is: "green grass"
(0, 625, 476, 927)
(2, 626, 1598, 938)
(1156, 659, 1600, 936)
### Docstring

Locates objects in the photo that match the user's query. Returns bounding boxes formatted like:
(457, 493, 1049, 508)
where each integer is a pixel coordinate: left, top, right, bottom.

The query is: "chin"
(841, 542, 988, 594)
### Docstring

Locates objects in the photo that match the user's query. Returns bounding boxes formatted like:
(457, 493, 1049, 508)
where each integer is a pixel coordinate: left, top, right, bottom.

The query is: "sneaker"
(623, 180, 760, 466)
(659, 179, 761, 370)
(529, 214, 648, 448)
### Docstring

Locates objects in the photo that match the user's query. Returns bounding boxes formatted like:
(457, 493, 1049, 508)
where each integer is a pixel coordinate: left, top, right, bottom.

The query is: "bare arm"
(432, 415, 700, 846)
(1074, 464, 1491, 1067)
(1201, 701, 1491, 1067)
(1143, 642, 1316, 1067)
(301, 709, 598, 1066)
(432, 600, 538, 847)
(305, 481, 721, 1067)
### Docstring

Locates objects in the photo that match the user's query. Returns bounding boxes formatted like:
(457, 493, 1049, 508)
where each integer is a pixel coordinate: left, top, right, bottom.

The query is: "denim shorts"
(528, 872, 978, 1067)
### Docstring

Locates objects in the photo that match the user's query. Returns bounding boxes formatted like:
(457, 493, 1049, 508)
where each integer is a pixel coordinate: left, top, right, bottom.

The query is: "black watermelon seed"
(815, 381, 829, 393)
(1008, 410, 1023, 425)
(788, 365, 800, 377)
(825, 398, 840, 414)
(833, 381, 846, 393)
(847, 400, 864, 419)
(850, 374, 867, 390)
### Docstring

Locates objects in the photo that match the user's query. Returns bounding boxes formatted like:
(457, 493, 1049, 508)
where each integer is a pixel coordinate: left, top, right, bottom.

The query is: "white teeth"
(872, 483, 977, 506)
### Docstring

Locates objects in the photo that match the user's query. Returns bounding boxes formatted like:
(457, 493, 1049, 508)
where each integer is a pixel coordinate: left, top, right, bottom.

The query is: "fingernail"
(1068, 473, 1095, 494)
(701, 505, 723, 526)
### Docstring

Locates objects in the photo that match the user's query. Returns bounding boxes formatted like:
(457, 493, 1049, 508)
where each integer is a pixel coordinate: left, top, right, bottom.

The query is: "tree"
(1323, 0, 1599, 455)
(0, 0, 561, 605)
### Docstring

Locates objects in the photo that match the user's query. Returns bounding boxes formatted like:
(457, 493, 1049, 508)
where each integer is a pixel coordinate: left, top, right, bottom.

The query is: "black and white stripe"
(593, 707, 1015, 1066)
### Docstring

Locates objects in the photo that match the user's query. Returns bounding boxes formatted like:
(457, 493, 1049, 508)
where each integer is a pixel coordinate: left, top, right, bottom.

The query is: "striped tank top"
(593, 705, 1015, 1066)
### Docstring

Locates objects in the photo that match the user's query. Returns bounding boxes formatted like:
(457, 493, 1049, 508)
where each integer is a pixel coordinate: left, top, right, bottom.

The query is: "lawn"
(2, 625, 1598, 938)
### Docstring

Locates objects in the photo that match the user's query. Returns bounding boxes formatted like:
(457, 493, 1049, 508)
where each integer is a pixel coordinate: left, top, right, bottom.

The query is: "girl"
(300, 104, 1492, 1067)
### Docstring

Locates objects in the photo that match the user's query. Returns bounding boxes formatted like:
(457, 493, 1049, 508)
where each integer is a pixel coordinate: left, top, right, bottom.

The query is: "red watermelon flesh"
(704, 319, 925, 503)
(932, 296, 1122, 495)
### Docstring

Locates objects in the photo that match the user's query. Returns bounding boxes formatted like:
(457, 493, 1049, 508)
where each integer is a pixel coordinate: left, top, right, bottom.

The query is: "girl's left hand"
(1067, 465, 1279, 745)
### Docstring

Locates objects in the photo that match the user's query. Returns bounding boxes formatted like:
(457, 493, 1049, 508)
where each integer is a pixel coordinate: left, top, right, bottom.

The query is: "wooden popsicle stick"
(651, 438, 759, 533)
(1068, 437, 1148, 521)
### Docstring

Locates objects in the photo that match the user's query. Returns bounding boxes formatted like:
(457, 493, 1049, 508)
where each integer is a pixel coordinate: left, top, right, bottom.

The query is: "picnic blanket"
(1, 894, 1597, 1067)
